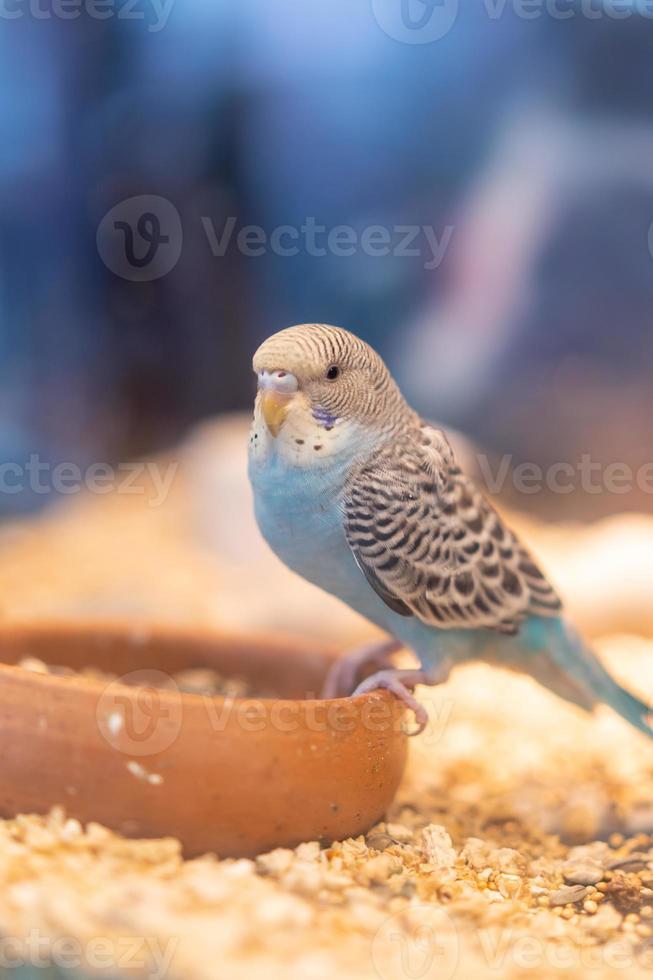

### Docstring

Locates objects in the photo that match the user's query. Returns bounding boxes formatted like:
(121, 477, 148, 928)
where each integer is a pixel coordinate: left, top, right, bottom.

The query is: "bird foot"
(352, 667, 447, 736)
(321, 639, 401, 700)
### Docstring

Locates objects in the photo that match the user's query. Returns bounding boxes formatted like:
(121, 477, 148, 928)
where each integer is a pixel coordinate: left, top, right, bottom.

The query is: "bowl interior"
(0, 622, 337, 700)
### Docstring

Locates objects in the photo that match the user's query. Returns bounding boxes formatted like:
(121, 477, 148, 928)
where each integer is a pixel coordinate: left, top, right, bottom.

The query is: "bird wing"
(343, 425, 562, 634)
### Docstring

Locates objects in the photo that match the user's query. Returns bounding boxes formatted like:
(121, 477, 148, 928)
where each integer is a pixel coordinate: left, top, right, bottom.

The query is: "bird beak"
(256, 369, 299, 437)
(261, 390, 294, 437)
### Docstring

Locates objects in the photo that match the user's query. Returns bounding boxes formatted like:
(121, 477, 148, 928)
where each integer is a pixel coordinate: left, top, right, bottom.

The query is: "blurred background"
(2, 0, 653, 520)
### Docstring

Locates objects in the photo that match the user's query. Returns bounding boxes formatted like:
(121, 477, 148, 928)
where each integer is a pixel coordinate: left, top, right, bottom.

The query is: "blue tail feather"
(522, 617, 653, 740)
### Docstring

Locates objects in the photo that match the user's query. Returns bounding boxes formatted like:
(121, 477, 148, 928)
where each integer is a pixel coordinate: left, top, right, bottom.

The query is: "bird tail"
(521, 617, 653, 740)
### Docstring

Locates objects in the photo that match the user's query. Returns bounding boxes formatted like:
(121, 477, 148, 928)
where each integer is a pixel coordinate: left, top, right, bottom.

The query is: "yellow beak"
(261, 390, 294, 438)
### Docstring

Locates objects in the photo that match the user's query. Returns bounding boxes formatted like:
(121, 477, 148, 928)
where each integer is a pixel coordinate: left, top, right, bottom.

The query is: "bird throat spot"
(312, 406, 338, 430)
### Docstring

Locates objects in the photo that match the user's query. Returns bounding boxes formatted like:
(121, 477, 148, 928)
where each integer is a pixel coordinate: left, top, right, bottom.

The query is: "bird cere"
(248, 323, 653, 738)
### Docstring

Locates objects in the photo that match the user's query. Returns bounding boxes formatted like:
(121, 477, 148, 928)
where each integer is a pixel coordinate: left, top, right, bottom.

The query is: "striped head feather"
(252, 323, 413, 434)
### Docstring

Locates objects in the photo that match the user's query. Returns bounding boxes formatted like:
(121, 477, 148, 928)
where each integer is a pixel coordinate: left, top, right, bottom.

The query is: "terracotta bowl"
(0, 622, 408, 857)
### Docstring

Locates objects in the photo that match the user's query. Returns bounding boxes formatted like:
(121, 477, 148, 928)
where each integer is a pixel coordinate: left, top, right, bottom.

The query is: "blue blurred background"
(2, 0, 653, 517)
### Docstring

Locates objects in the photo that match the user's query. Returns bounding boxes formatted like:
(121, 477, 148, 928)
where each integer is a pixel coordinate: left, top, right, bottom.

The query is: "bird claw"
(352, 668, 433, 736)
(321, 639, 401, 700)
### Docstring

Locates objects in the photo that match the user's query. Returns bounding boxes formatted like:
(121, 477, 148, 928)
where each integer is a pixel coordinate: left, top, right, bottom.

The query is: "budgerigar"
(248, 323, 652, 736)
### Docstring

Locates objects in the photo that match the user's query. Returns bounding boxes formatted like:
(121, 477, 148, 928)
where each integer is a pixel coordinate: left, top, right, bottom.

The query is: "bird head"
(252, 323, 410, 441)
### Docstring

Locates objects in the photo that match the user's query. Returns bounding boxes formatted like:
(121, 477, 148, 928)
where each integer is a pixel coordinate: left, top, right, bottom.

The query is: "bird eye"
(326, 365, 340, 381)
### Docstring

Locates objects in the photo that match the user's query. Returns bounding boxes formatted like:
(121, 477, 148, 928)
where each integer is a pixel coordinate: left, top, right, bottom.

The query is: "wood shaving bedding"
(1, 444, 653, 977)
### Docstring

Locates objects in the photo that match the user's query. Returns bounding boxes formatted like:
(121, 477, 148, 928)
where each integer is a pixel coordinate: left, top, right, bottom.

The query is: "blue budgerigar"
(248, 323, 652, 737)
